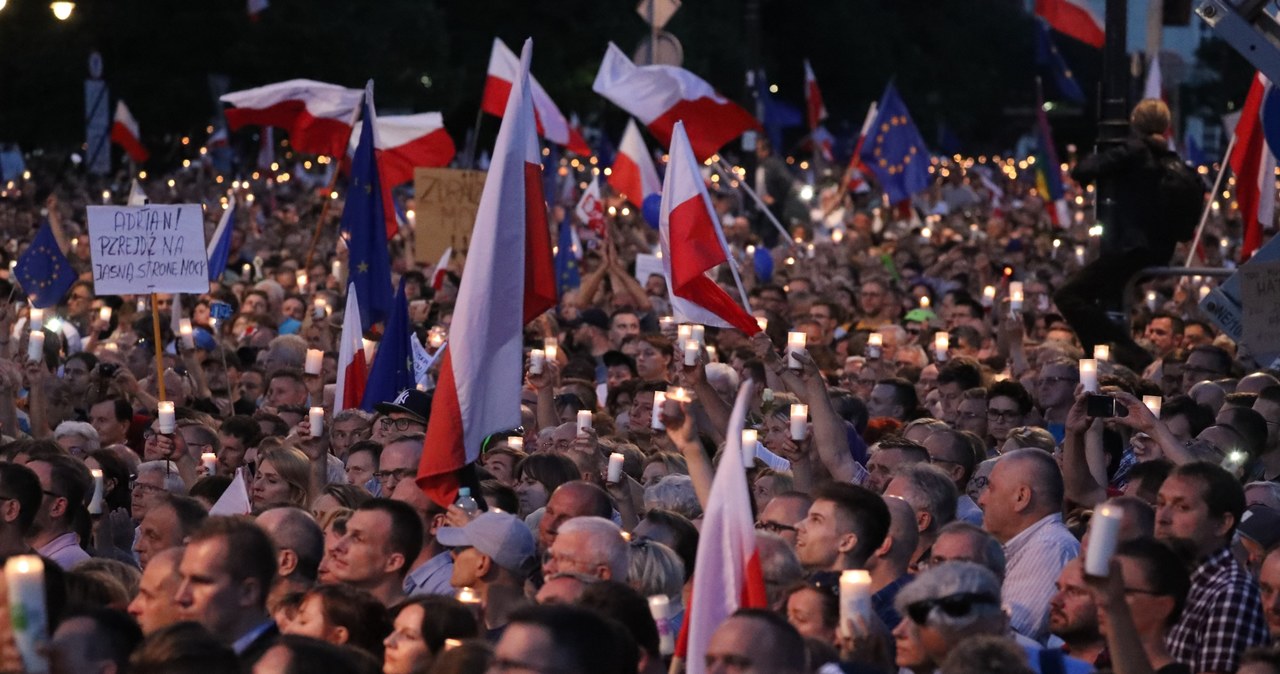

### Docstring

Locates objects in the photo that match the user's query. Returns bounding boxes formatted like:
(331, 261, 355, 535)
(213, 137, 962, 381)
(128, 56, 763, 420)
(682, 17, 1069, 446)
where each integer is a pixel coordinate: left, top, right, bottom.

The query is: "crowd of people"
(0, 95, 1274, 674)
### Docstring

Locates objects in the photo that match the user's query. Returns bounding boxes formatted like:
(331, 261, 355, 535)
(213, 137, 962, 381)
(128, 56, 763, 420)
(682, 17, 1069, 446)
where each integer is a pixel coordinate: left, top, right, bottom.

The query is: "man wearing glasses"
(371, 388, 431, 445)
(375, 432, 426, 497)
(27, 452, 93, 568)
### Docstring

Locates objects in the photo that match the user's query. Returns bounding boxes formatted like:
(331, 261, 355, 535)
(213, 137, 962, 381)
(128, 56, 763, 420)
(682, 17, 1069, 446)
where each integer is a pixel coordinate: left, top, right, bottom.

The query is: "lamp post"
(1094, 0, 1129, 246)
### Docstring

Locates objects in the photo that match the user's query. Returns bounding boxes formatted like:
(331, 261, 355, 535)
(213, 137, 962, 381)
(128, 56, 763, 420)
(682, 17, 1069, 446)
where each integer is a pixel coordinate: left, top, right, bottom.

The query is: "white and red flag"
(110, 101, 149, 163)
(803, 59, 827, 131)
(659, 121, 761, 336)
(222, 79, 363, 158)
(418, 38, 557, 508)
(431, 247, 453, 291)
(1229, 73, 1276, 262)
(846, 101, 879, 193)
(593, 42, 758, 161)
(574, 175, 607, 238)
(1035, 0, 1104, 49)
(609, 119, 662, 208)
(482, 38, 592, 156)
(678, 381, 770, 673)
(349, 112, 457, 237)
(333, 282, 368, 415)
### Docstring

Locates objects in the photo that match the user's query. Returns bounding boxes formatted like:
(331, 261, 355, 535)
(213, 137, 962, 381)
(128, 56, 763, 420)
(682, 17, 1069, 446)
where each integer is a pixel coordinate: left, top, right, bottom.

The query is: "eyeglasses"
(1037, 376, 1077, 386)
(755, 520, 798, 534)
(905, 592, 999, 625)
(373, 468, 416, 484)
(379, 417, 423, 432)
(987, 409, 1021, 421)
(918, 554, 978, 570)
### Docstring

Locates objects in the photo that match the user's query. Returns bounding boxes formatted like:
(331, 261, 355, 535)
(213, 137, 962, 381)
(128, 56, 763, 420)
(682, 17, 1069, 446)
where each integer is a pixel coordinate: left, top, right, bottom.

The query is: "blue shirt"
(404, 550, 455, 597)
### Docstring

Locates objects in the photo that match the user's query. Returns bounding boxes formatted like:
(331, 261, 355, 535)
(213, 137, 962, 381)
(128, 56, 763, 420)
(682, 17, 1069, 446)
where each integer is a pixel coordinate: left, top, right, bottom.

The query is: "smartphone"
(1086, 393, 1129, 418)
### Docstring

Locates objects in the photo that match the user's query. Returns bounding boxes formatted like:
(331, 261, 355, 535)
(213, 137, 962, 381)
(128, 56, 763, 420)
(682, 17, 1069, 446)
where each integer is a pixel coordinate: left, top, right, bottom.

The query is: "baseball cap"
(437, 512, 536, 574)
(904, 308, 936, 323)
(374, 389, 432, 424)
(570, 308, 610, 331)
(1239, 504, 1280, 549)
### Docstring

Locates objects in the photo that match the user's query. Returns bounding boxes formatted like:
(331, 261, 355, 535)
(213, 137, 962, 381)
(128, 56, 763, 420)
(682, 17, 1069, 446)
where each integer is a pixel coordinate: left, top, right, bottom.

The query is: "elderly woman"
(54, 421, 100, 458)
(643, 474, 702, 523)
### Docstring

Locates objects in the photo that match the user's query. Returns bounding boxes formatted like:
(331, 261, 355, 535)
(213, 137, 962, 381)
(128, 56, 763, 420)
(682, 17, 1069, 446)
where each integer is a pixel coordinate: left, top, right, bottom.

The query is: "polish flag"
(678, 382, 769, 673)
(660, 121, 761, 336)
(333, 282, 368, 415)
(574, 175, 606, 238)
(349, 112, 457, 237)
(418, 38, 557, 508)
(804, 59, 827, 131)
(222, 79, 363, 158)
(609, 119, 662, 208)
(1229, 73, 1276, 262)
(593, 43, 758, 161)
(481, 38, 592, 156)
(110, 101, 149, 163)
(431, 247, 453, 291)
(846, 102, 878, 193)
(1035, 0, 1104, 49)
(1144, 57, 1164, 101)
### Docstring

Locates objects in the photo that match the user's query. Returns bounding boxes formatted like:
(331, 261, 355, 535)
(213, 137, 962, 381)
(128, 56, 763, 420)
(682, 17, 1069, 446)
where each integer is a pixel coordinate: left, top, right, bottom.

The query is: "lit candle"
(1084, 504, 1122, 577)
(242, 263, 252, 279)
(577, 410, 593, 435)
(26, 330, 44, 363)
(543, 337, 558, 362)
(659, 316, 675, 332)
(839, 569, 872, 637)
(88, 469, 104, 515)
(508, 436, 524, 451)
(651, 391, 667, 430)
(787, 331, 807, 369)
(444, 639, 463, 652)
(1009, 282, 1024, 312)
(101, 189, 111, 204)
(307, 406, 324, 437)
(746, 245, 756, 256)
(428, 327, 446, 348)
(982, 285, 996, 308)
(678, 324, 693, 344)
(456, 586, 480, 605)
(742, 429, 758, 467)
(1145, 290, 1158, 311)
(1143, 395, 1162, 417)
(305, 349, 324, 375)
(649, 595, 675, 656)
(157, 401, 176, 434)
(791, 403, 808, 441)
(607, 452, 625, 483)
(1093, 344, 1110, 362)
(683, 339, 699, 366)
(706, 345, 718, 362)
(29, 307, 42, 331)
(756, 316, 769, 332)
(5, 555, 49, 673)
(1199, 285, 1211, 301)
(179, 319, 194, 349)
(98, 306, 112, 322)
(362, 338, 376, 362)
(201, 452, 217, 475)
(1075, 245, 1086, 265)
(866, 332, 883, 360)
(331, 260, 344, 282)
(313, 298, 328, 319)
(806, 243, 816, 258)
(691, 325, 705, 345)
(1079, 359, 1098, 393)
(528, 348, 545, 374)
(831, 228, 844, 243)
(934, 332, 949, 362)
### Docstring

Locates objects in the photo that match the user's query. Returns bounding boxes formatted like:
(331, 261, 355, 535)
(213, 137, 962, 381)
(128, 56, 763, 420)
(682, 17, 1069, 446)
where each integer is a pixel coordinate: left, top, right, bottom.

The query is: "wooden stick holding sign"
(149, 293, 166, 402)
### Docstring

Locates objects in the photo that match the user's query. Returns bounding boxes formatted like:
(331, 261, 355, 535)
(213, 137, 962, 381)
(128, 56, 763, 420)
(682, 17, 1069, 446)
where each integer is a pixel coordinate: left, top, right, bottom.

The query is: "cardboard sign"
(1201, 234, 1280, 342)
(1241, 259, 1280, 366)
(634, 252, 666, 287)
(413, 168, 485, 264)
(87, 204, 209, 295)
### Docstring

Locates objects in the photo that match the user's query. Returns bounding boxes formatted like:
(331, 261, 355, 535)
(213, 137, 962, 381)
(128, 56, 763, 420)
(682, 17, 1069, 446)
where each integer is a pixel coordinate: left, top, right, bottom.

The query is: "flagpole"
(1184, 134, 1235, 267)
(303, 104, 364, 273)
(715, 158, 793, 248)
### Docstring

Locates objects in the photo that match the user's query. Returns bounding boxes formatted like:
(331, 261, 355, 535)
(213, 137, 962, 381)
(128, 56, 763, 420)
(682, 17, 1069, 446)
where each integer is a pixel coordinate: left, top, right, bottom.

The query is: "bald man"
(537, 481, 612, 552)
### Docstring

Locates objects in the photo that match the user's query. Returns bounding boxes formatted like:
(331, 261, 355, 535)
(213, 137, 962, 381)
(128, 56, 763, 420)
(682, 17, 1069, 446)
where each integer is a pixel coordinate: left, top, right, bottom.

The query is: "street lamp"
(50, 2, 74, 20)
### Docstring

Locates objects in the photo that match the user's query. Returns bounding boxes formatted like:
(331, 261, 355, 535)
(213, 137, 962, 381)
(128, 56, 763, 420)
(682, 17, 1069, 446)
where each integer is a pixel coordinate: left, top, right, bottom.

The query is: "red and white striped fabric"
(804, 59, 827, 131)
(348, 113, 456, 188)
(222, 79, 363, 158)
(609, 119, 662, 208)
(593, 42, 758, 161)
(1035, 0, 1104, 48)
(110, 101, 149, 163)
(679, 382, 769, 673)
(333, 282, 367, 415)
(659, 121, 761, 336)
(1230, 73, 1275, 262)
(846, 102, 879, 193)
(482, 38, 591, 156)
(418, 38, 557, 508)
(431, 247, 453, 291)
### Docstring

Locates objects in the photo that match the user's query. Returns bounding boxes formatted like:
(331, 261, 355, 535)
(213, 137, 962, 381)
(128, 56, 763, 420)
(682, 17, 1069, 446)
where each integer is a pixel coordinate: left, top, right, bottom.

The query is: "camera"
(99, 363, 119, 379)
(1085, 393, 1129, 418)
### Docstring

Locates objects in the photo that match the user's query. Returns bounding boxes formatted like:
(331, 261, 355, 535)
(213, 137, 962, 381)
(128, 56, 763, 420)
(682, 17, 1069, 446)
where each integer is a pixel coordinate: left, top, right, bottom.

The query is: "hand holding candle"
(201, 452, 217, 476)
(26, 330, 44, 363)
(839, 570, 872, 638)
(1009, 282, 1024, 313)
(790, 404, 808, 441)
(607, 452, 625, 483)
(866, 332, 882, 360)
(934, 333, 949, 362)
(577, 410, 593, 435)
(309, 407, 324, 437)
(787, 332, 807, 369)
(529, 349, 545, 374)
(157, 401, 176, 434)
(88, 469, 104, 515)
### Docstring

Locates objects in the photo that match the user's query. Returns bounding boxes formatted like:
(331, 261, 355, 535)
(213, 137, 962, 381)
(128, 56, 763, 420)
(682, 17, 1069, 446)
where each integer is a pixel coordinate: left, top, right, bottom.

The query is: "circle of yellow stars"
(872, 115, 919, 176)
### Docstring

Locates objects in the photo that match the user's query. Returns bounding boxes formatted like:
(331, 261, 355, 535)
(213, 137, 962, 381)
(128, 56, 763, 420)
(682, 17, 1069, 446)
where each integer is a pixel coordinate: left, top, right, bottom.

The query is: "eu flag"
(1034, 18, 1086, 105)
(16, 220, 75, 308)
(859, 84, 932, 204)
(757, 70, 804, 152)
(341, 81, 393, 331)
(554, 210, 580, 297)
(361, 278, 415, 411)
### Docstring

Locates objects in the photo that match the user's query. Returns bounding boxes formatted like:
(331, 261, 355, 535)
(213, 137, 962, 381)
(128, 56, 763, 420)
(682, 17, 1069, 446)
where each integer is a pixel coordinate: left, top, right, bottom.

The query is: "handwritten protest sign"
(1241, 259, 1280, 368)
(634, 253, 665, 288)
(413, 167, 485, 264)
(87, 204, 209, 295)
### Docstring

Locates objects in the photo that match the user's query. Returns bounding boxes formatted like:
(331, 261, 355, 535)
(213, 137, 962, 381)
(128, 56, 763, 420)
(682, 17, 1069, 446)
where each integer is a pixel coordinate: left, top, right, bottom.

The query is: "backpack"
(1156, 154, 1207, 243)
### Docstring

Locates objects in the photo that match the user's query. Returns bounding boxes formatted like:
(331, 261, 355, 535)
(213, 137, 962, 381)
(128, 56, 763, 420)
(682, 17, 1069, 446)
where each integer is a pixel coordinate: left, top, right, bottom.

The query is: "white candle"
(1093, 344, 1110, 362)
(508, 436, 524, 451)
(1079, 359, 1098, 393)
(157, 401, 176, 434)
(362, 338, 376, 362)
(683, 339, 699, 366)
(691, 325, 705, 345)
(1143, 395, 1162, 417)
(1199, 285, 1211, 301)
(179, 319, 194, 349)
(787, 331, 807, 369)
(101, 189, 111, 204)
(543, 337, 558, 362)
(742, 429, 758, 467)
(982, 285, 996, 307)
(26, 330, 44, 363)
(242, 263, 252, 278)
(577, 410, 593, 435)
(920, 296, 931, 309)
(98, 306, 112, 322)
(607, 452, 625, 483)
(1145, 290, 1158, 311)
(309, 407, 324, 437)
(1075, 245, 1086, 265)
(313, 298, 328, 319)
(831, 228, 844, 243)
(706, 345, 717, 362)
(297, 272, 308, 290)
(305, 349, 324, 375)
(649, 595, 675, 655)
(651, 391, 666, 430)
(790, 404, 808, 441)
(528, 348, 545, 374)
(934, 333, 949, 362)
(88, 469, 104, 515)
(444, 639, 463, 651)
(28, 308, 42, 331)
(201, 452, 217, 475)
(428, 327, 446, 348)
(756, 317, 769, 332)
(659, 316, 675, 332)
(1085, 504, 1122, 577)
(456, 586, 480, 605)
(5, 555, 49, 674)
(839, 569, 872, 637)
(677, 324, 693, 344)
(867, 332, 882, 360)
(1009, 282, 1024, 312)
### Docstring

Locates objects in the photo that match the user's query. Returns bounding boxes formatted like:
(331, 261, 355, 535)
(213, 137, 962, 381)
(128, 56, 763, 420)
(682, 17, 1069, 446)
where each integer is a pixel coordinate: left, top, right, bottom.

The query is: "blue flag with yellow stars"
(1034, 18, 1086, 105)
(16, 220, 75, 308)
(859, 84, 932, 204)
(360, 277, 415, 411)
(554, 210, 580, 297)
(340, 81, 393, 331)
